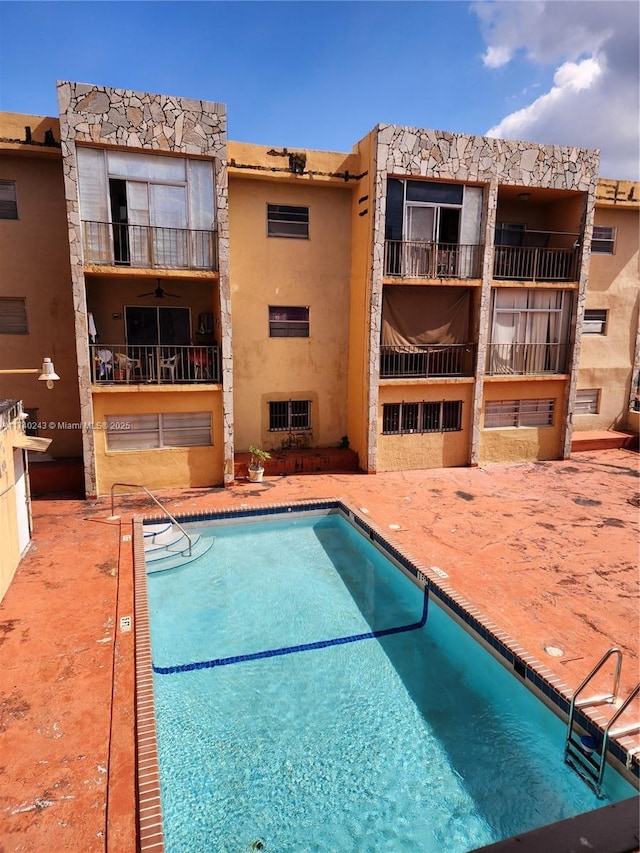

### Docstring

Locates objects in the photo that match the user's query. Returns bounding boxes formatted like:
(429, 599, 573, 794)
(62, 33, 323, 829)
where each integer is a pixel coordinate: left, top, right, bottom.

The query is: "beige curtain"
(381, 287, 470, 346)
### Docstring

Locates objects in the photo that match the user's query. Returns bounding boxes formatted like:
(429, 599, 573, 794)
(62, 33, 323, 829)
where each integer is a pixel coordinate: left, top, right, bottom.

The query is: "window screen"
(0, 297, 28, 334)
(0, 181, 18, 219)
(267, 204, 309, 238)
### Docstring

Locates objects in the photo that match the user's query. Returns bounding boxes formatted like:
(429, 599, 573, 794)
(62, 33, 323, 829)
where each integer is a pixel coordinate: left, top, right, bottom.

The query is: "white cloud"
(474, 1, 639, 179)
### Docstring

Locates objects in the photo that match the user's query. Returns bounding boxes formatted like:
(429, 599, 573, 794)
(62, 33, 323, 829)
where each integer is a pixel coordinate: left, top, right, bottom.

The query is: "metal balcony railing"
(90, 344, 221, 385)
(486, 342, 569, 375)
(380, 344, 476, 378)
(493, 245, 579, 282)
(384, 242, 483, 279)
(82, 221, 218, 271)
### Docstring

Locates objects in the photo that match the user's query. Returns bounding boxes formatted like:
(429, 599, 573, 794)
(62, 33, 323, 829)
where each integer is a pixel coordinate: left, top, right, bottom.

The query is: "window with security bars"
(583, 309, 607, 335)
(0, 181, 18, 219)
(267, 204, 309, 238)
(105, 412, 212, 450)
(575, 389, 600, 415)
(268, 400, 312, 431)
(0, 297, 28, 334)
(269, 306, 309, 337)
(382, 400, 462, 434)
(591, 226, 616, 254)
(484, 399, 554, 428)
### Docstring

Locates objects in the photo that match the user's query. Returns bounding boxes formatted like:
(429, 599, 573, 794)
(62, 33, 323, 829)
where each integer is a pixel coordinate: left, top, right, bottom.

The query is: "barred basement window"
(0, 181, 18, 219)
(267, 204, 309, 239)
(0, 297, 28, 334)
(268, 400, 311, 431)
(592, 226, 616, 254)
(575, 389, 600, 415)
(382, 401, 462, 434)
(484, 399, 554, 428)
(583, 309, 607, 335)
(269, 306, 309, 337)
(105, 412, 212, 450)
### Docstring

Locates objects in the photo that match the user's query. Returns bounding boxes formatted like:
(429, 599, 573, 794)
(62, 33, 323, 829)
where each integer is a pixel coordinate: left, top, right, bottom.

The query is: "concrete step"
(572, 430, 638, 453)
(145, 535, 214, 574)
(234, 447, 360, 480)
(143, 521, 172, 540)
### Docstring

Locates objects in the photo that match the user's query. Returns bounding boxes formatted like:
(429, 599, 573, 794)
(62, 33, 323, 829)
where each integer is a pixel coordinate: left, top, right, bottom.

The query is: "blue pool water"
(146, 514, 635, 853)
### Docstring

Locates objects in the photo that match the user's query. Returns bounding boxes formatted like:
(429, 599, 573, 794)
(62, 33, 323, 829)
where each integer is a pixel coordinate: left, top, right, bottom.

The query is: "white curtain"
(77, 147, 109, 262)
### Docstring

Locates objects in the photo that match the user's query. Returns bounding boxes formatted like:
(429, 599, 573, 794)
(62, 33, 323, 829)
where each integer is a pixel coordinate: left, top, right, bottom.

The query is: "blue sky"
(0, 1, 637, 178)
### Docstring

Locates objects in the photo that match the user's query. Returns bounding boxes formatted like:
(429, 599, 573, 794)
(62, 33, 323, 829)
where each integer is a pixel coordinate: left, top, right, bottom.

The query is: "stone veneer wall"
(366, 124, 600, 468)
(56, 81, 233, 495)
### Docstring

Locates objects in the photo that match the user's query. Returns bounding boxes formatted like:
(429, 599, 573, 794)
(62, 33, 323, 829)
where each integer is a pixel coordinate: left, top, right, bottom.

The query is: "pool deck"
(1, 448, 638, 852)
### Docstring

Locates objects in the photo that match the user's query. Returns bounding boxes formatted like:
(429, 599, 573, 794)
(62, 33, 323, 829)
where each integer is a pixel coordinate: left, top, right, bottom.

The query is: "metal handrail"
(110, 482, 192, 556)
(600, 683, 640, 789)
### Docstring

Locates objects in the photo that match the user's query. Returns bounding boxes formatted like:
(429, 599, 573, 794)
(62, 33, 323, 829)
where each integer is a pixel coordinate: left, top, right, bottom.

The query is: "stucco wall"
(0, 148, 81, 456)
(0, 417, 25, 601)
(377, 381, 473, 471)
(576, 204, 640, 430)
(480, 378, 566, 463)
(229, 175, 352, 452)
(91, 387, 223, 494)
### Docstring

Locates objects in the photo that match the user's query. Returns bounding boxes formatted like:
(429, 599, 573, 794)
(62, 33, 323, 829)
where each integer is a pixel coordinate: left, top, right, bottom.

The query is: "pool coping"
(132, 497, 640, 853)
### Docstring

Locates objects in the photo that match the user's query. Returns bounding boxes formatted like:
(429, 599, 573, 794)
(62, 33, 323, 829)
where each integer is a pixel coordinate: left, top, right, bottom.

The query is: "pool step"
(143, 521, 173, 541)
(144, 525, 214, 574)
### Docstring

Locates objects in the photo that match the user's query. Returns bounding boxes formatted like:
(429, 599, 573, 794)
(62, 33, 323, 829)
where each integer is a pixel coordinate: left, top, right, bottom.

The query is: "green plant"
(248, 445, 271, 470)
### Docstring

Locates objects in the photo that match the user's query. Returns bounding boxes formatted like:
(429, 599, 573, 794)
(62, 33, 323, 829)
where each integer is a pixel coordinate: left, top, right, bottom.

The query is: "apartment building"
(0, 81, 637, 498)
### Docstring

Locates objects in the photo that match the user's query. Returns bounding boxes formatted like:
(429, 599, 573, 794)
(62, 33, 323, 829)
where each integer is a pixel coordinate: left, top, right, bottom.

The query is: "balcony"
(82, 221, 218, 271)
(90, 344, 221, 385)
(380, 344, 476, 379)
(486, 342, 569, 376)
(493, 234, 580, 283)
(384, 242, 482, 280)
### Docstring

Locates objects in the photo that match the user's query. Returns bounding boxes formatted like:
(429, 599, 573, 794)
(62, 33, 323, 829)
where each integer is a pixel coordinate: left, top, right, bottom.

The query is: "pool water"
(146, 514, 635, 853)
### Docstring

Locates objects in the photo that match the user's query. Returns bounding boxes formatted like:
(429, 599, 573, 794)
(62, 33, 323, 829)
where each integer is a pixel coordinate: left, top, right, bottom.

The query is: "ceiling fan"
(137, 280, 181, 299)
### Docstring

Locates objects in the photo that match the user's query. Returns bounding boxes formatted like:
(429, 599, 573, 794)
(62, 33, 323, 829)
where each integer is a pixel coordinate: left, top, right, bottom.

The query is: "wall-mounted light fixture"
(517, 192, 532, 201)
(0, 358, 61, 390)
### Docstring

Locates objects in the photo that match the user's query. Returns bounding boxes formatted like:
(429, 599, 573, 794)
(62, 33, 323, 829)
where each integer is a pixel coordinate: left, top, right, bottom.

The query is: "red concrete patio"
(1, 448, 638, 852)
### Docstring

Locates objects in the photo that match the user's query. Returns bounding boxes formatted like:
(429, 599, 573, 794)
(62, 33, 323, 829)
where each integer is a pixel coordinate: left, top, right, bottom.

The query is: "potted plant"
(248, 445, 271, 483)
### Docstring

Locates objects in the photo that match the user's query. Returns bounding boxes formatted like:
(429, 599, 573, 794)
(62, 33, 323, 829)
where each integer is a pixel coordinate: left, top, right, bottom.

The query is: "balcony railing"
(493, 245, 579, 282)
(82, 221, 218, 271)
(90, 344, 221, 385)
(384, 242, 483, 279)
(380, 344, 476, 378)
(486, 342, 569, 376)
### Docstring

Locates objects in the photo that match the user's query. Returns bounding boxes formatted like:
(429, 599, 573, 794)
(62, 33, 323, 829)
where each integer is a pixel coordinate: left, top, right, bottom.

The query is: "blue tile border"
(139, 498, 639, 786)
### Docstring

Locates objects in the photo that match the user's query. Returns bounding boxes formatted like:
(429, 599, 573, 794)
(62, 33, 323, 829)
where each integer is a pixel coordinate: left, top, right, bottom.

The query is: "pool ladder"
(564, 647, 640, 797)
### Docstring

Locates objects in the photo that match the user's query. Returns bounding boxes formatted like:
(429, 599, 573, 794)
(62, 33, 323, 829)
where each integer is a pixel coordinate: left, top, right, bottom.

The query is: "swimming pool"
(136, 502, 638, 853)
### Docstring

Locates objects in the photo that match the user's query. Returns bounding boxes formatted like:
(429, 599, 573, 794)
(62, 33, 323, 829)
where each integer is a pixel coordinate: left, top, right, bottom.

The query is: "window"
(591, 226, 616, 254)
(267, 204, 309, 239)
(268, 400, 311, 431)
(269, 306, 309, 337)
(488, 288, 571, 374)
(76, 148, 215, 267)
(105, 412, 211, 450)
(0, 297, 28, 334)
(0, 181, 18, 219)
(484, 399, 554, 428)
(575, 390, 600, 415)
(23, 408, 38, 436)
(382, 401, 463, 434)
(583, 309, 608, 335)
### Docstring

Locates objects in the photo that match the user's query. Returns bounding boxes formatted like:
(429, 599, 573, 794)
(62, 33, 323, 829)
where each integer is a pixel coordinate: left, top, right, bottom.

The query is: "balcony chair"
(114, 352, 143, 383)
(95, 348, 113, 381)
(159, 353, 178, 382)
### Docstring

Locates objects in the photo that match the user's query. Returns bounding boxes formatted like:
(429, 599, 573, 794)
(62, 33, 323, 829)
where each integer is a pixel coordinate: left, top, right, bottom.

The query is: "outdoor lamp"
(37, 358, 60, 390)
(0, 357, 60, 390)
